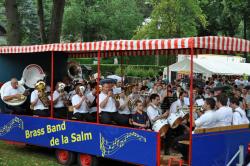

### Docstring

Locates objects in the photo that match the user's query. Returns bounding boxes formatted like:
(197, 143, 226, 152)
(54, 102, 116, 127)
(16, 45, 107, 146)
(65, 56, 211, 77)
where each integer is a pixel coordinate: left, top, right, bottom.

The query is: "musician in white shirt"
(53, 82, 68, 119)
(214, 94, 233, 127)
(230, 97, 250, 125)
(86, 82, 97, 122)
(30, 81, 50, 117)
(71, 85, 91, 121)
(99, 82, 119, 124)
(2, 78, 28, 114)
(147, 94, 169, 124)
(116, 88, 130, 126)
(170, 91, 188, 114)
(194, 98, 216, 129)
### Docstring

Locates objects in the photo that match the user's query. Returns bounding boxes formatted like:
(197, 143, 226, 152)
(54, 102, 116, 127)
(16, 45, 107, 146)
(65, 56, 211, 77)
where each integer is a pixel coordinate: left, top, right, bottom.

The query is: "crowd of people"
(1, 74, 250, 160)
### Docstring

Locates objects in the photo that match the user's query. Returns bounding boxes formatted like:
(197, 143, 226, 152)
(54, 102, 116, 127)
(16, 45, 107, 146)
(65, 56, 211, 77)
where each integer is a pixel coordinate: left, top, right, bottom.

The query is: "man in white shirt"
(86, 82, 97, 122)
(99, 82, 119, 125)
(214, 94, 233, 127)
(170, 91, 188, 114)
(230, 97, 250, 125)
(116, 88, 130, 127)
(30, 81, 50, 117)
(71, 85, 91, 121)
(2, 78, 28, 114)
(147, 94, 169, 125)
(53, 82, 68, 119)
(194, 98, 216, 129)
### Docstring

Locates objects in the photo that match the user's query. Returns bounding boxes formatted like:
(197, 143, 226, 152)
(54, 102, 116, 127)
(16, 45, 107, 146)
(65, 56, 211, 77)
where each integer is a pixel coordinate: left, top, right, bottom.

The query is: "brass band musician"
(30, 80, 50, 117)
(99, 80, 120, 125)
(53, 82, 69, 119)
(117, 88, 130, 127)
(2, 78, 28, 114)
(86, 82, 97, 122)
(71, 85, 92, 121)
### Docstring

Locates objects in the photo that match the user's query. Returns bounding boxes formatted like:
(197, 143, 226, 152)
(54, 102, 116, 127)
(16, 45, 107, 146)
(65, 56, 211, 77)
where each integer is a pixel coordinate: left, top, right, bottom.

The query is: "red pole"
(50, 51, 54, 118)
(97, 50, 101, 123)
(120, 51, 124, 85)
(157, 133, 161, 166)
(189, 38, 194, 166)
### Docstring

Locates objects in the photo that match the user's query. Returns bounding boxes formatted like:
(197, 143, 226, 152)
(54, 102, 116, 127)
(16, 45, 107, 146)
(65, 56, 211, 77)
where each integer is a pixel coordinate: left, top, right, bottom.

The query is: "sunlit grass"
(0, 141, 60, 166)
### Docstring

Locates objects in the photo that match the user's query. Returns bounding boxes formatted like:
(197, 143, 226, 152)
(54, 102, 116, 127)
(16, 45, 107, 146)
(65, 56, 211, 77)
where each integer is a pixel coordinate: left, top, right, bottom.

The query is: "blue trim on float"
(0, 114, 157, 166)
(193, 129, 250, 166)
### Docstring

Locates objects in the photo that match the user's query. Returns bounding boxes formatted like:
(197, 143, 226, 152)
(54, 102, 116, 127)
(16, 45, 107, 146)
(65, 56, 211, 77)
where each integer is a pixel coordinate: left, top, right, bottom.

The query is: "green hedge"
(87, 64, 164, 77)
(69, 58, 114, 64)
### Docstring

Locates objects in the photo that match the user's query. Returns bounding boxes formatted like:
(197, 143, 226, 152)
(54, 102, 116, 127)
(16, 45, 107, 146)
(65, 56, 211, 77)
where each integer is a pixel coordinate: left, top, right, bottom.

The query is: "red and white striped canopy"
(0, 36, 249, 57)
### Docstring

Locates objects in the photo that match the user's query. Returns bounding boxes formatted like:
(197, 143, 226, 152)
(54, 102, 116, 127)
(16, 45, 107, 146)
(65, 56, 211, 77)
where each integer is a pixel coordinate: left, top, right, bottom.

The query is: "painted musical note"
(99, 132, 147, 157)
(0, 117, 24, 136)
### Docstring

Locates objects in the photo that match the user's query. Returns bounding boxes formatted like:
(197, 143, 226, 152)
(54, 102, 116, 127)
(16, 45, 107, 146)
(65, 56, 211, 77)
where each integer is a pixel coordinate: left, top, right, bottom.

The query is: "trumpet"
(177, 105, 203, 111)
(114, 94, 120, 101)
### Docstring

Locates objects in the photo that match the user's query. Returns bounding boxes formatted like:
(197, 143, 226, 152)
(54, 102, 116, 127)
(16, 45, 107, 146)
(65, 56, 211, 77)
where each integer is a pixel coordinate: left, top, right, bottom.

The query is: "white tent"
(164, 58, 250, 81)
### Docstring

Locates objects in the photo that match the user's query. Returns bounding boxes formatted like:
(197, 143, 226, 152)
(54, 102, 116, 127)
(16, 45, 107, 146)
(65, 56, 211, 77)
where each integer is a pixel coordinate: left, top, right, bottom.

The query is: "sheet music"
(112, 87, 121, 95)
(196, 99, 204, 106)
(184, 97, 190, 106)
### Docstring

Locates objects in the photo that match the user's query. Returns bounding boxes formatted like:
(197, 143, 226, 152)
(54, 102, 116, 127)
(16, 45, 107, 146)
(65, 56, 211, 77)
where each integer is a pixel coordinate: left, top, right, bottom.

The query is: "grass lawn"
(0, 141, 136, 166)
(0, 141, 60, 166)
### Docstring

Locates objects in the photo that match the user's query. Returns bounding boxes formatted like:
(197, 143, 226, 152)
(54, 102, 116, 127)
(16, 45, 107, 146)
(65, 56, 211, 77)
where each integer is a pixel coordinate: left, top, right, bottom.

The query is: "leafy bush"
(83, 64, 164, 77)
(115, 65, 162, 78)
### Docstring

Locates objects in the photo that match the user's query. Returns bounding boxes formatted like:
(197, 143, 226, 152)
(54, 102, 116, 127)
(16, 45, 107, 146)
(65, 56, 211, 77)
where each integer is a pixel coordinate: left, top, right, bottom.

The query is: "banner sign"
(0, 114, 158, 166)
(193, 129, 250, 166)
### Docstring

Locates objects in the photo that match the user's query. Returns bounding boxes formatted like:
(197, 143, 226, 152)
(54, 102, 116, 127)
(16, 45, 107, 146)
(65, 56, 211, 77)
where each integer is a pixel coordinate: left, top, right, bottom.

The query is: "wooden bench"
(194, 124, 250, 134)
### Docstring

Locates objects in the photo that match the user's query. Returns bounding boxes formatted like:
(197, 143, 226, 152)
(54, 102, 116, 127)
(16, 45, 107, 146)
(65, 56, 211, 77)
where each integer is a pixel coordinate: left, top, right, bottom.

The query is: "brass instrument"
(36, 81, 49, 108)
(57, 82, 71, 107)
(79, 86, 85, 95)
(1, 64, 45, 106)
(114, 94, 120, 101)
(128, 94, 141, 111)
(67, 61, 82, 81)
(123, 84, 136, 95)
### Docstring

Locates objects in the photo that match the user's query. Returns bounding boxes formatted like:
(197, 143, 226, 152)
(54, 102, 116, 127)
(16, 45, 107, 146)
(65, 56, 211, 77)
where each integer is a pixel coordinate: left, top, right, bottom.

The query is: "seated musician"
(214, 93, 233, 127)
(116, 88, 130, 127)
(146, 93, 169, 125)
(53, 82, 68, 119)
(132, 100, 150, 129)
(161, 90, 175, 114)
(71, 85, 92, 121)
(30, 81, 50, 117)
(128, 84, 141, 114)
(99, 81, 119, 125)
(86, 82, 97, 122)
(170, 91, 188, 114)
(230, 97, 249, 125)
(193, 98, 216, 129)
(2, 78, 28, 114)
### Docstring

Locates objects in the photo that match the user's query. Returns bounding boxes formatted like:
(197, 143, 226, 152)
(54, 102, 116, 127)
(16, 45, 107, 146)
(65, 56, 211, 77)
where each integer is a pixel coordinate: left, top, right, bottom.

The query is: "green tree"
(4, 0, 21, 45)
(19, 0, 40, 44)
(62, 0, 144, 42)
(134, 0, 207, 39)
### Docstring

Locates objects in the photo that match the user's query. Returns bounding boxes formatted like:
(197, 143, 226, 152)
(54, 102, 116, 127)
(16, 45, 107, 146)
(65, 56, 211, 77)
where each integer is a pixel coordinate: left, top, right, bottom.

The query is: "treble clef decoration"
(0, 117, 24, 136)
(100, 132, 146, 157)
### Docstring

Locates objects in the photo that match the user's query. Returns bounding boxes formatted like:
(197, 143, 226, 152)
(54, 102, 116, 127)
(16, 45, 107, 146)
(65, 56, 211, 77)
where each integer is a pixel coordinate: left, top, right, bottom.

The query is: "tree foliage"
(62, 0, 144, 42)
(134, 0, 207, 39)
(1, 0, 250, 48)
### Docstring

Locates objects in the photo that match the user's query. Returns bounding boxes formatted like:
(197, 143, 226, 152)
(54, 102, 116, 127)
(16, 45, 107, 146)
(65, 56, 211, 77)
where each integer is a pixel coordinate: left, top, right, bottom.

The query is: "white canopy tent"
(164, 58, 250, 82)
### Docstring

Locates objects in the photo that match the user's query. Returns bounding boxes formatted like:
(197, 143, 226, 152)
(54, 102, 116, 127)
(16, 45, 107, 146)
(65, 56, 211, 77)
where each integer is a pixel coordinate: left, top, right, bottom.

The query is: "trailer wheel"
(56, 149, 76, 165)
(77, 154, 98, 166)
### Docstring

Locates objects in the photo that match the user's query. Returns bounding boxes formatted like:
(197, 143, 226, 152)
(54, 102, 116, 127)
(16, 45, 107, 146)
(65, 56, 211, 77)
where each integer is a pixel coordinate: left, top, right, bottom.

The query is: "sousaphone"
(67, 61, 82, 81)
(0, 64, 45, 106)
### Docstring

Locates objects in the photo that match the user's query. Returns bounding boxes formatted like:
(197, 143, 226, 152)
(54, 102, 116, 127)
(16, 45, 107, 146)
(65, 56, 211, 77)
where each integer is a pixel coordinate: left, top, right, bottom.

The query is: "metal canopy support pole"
(189, 38, 194, 166)
(226, 145, 244, 166)
(97, 50, 101, 124)
(120, 51, 124, 86)
(50, 51, 54, 118)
